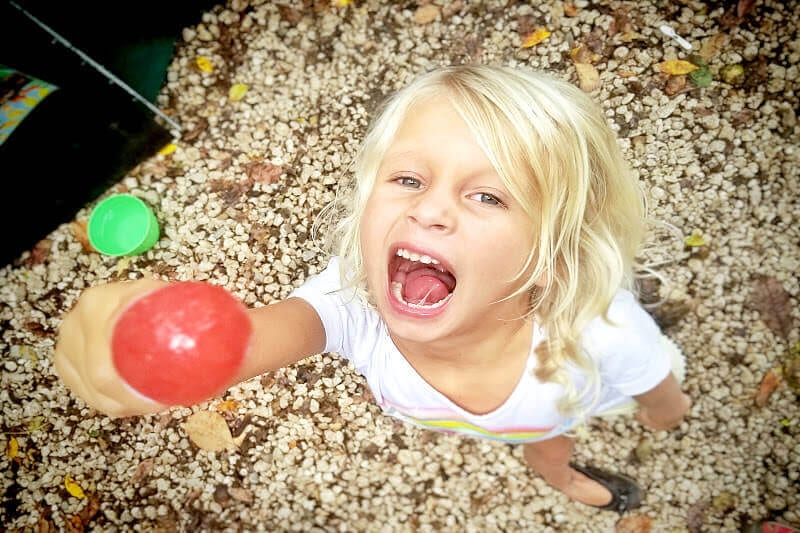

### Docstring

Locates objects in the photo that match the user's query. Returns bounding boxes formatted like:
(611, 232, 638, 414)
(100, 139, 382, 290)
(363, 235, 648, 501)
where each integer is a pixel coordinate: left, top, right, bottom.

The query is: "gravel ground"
(2, 1, 799, 531)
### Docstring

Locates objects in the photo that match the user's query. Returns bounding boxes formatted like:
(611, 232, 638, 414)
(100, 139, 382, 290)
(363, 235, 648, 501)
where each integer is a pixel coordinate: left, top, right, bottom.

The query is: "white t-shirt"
(289, 257, 672, 443)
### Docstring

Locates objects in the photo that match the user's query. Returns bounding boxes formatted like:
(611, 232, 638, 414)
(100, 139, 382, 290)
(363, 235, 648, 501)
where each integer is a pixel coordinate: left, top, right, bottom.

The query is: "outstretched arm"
(54, 280, 325, 418)
(633, 374, 691, 431)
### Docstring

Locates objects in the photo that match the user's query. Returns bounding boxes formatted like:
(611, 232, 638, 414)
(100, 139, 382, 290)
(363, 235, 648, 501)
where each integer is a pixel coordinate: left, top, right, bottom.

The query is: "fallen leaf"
(115, 257, 132, 277)
(570, 44, 599, 64)
(616, 514, 653, 533)
(754, 369, 781, 407)
(658, 59, 699, 75)
(689, 65, 713, 88)
(699, 34, 728, 61)
(720, 64, 745, 86)
(215, 399, 241, 413)
(157, 143, 177, 156)
(70, 221, 95, 253)
(7, 437, 19, 459)
(27, 239, 52, 266)
(665, 74, 687, 95)
(564, 3, 578, 16)
(64, 475, 86, 499)
(684, 232, 706, 247)
(737, 0, 757, 18)
(784, 344, 800, 394)
(332, 0, 353, 7)
(228, 486, 254, 503)
(131, 458, 155, 484)
(229, 83, 249, 102)
(245, 161, 282, 184)
(750, 276, 793, 339)
(712, 491, 736, 513)
(634, 437, 652, 463)
(574, 63, 601, 92)
(181, 411, 237, 451)
(521, 28, 551, 48)
(196, 56, 214, 73)
(687, 500, 709, 533)
(413, 5, 439, 24)
(27, 416, 47, 434)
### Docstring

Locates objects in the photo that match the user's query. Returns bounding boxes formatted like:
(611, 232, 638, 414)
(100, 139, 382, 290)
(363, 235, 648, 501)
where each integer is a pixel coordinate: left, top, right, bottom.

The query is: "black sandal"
(569, 463, 643, 514)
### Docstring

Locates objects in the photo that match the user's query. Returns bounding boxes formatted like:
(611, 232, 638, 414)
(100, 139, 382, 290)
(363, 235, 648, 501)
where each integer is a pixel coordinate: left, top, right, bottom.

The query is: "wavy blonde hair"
(316, 64, 646, 418)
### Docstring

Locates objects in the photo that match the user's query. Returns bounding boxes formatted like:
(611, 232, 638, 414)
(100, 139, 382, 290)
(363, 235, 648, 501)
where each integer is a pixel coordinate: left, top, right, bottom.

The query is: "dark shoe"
(569, 463, 642, 513)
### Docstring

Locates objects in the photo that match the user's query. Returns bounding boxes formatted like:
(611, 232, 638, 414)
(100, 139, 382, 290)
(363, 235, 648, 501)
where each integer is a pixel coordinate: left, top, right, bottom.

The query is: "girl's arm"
(54, 280, 325, 418)
(632, 374, 691, 431)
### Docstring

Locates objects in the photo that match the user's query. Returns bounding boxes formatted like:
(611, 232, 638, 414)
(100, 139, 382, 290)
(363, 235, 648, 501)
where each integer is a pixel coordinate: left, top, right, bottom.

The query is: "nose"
(406, 186, 456, 232)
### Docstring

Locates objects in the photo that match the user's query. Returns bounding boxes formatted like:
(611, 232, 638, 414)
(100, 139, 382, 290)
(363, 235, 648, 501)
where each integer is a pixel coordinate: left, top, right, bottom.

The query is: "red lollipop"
(112, 282, 252, 405)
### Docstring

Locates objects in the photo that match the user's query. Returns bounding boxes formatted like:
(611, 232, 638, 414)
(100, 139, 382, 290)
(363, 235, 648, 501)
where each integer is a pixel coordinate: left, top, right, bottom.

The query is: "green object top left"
(88, 194, 160, 256)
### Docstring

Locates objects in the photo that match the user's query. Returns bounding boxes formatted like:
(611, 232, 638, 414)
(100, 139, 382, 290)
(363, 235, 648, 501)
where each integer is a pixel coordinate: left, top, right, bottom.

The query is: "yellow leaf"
(684, 233, 707, 247)
(215, 399, 241, 413)
(521, 28, 551, 48)
(229, 83, 249, 102)
(64, 475, 86, 499)
(115, 256, 132, 276)
(157, 143, 177, 156)
(27, 416, 46, 433)
(658, 59, 699, 75)
(181, 411, 236, 452)
(332, 0, 353, 6)
(7, 437, 19, 459)
(196, 56, 214, 73)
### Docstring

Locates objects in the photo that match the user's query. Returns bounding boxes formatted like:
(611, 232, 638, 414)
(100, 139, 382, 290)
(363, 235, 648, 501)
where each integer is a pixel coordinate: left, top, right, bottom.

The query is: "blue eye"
(396, 176, 421, 188)
(471, 192, 503, 206)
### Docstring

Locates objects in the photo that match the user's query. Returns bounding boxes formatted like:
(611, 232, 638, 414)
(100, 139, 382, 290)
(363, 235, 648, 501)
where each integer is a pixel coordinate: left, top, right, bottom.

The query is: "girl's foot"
(568, 463, 642, 513)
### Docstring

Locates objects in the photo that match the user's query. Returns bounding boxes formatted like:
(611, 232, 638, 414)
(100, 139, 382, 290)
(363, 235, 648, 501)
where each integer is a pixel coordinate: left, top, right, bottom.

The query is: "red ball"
(112, 282, 251, 405)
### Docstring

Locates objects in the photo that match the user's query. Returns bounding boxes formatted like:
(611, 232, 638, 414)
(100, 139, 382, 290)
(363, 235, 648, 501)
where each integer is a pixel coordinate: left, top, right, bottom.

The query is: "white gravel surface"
(1, 1, 798, 531)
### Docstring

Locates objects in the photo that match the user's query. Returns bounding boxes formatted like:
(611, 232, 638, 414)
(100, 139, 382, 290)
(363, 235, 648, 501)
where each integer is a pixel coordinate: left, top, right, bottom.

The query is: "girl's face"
(359, 96, 536, 348)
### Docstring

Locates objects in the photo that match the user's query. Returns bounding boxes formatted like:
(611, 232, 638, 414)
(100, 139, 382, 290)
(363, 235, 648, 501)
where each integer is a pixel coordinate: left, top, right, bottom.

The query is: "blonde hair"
(317, 64, 646, 419)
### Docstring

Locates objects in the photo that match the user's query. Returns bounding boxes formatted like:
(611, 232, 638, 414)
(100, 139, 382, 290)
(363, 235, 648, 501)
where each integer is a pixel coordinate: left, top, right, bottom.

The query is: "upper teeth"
(396, 248, 439, 265)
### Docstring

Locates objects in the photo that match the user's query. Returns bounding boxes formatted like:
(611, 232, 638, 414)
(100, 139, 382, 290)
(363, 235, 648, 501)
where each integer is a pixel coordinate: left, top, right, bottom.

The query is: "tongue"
(403, 268, 450, 305)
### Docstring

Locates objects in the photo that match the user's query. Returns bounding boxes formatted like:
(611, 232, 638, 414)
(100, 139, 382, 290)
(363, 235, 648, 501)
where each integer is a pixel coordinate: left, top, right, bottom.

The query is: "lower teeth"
(391, 282, 451, 309)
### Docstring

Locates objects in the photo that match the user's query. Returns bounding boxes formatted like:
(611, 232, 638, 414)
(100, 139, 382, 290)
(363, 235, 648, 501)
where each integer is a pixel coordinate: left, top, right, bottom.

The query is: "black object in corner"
(0, 0, 218, 267)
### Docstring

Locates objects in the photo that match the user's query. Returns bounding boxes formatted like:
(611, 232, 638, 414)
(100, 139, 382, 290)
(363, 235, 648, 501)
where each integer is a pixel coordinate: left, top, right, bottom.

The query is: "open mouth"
(388, 247, 457, 313)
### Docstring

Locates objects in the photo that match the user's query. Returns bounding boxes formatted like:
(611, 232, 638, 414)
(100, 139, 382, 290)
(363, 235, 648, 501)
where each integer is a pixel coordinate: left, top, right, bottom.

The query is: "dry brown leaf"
(616, 514, 654, 533)
(228, 486, 254, 503)
(665, 74, 687, 95)
(245, 161, 282, 184)
(754, 369, 781, 407)
(737, 0, 757, 17)
(574, 63, 601, 92)
(699, 34, 728, 61)
(564, 3, 578, 16)
(70, 221, 95, 253)
(570, 44, 597, 64)
(181, 411, 237, 451)
(27, 239, 51, 266)
(413, 4, 439, 24)
(750, 276, 793, 339)
(131, 458, 155, 484)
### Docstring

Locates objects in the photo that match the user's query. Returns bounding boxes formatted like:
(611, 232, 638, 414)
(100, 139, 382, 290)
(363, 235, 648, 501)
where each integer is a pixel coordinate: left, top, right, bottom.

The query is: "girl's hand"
(53, 279, 171, 418)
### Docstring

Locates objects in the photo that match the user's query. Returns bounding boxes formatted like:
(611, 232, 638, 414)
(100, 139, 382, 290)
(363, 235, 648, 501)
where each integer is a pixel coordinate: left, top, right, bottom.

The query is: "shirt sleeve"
(287, 257, 380, 373)
(581, 289, 673, 397)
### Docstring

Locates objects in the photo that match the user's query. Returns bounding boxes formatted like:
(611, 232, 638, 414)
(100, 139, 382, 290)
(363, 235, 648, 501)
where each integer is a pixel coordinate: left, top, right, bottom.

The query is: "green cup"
(88, 194, 160, 256)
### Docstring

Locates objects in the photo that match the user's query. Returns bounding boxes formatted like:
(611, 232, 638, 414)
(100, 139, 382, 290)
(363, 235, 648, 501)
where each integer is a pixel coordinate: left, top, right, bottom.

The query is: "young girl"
(54, 65, 691, 514)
